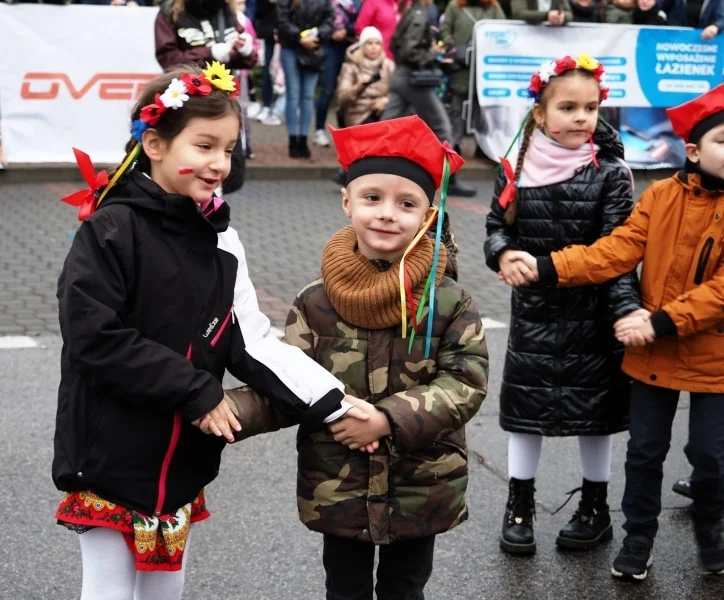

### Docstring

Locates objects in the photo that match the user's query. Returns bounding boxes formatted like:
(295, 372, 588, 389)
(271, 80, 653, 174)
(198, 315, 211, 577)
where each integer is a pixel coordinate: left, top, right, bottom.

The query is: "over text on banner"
(474, 22, 724, 108)
(0, 4, 161, 164)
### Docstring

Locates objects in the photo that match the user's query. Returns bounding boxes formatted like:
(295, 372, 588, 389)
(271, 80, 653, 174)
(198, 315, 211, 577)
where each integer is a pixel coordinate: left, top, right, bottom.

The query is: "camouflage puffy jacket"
(292, 274, 488, 543)
(227, 276, 488, 544)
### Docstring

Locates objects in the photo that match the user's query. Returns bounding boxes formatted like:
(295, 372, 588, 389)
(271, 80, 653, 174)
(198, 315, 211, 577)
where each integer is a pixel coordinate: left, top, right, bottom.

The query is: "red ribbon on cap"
(61, 148, 109, 221)
(497, 157, 516, 209)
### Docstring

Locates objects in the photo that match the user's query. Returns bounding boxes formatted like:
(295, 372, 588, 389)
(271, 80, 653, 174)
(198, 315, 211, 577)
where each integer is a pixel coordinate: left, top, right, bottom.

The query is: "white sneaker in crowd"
(314, 129, 330, 147)
(247, 102, 262, 120)
(256, 106, 271, 122)
(262, 114, 282, 126)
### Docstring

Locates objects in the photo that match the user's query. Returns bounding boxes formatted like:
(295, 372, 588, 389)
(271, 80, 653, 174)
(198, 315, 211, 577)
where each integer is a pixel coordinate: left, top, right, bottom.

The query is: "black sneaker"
(672, 477, 692, 499)
(612, 534, 653, 581)
(696, 522, 724, 575)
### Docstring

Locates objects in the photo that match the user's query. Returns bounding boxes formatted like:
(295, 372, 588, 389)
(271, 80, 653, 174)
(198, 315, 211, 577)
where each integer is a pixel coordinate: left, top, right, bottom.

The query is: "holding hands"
(192, 393, 243, 442)
(614, 309, 655, 347)
(498, 250, 539, 286)
(329, 397, 390, 454)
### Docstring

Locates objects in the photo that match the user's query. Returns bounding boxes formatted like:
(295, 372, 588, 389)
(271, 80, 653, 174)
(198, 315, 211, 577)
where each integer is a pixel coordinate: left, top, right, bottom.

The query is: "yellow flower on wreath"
(203, 61, 238, 93)
(576, 53, 600, 72)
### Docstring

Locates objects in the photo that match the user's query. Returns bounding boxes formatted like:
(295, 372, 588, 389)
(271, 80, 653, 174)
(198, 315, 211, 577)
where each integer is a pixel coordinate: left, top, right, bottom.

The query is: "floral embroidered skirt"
(56, 490, 210, 571)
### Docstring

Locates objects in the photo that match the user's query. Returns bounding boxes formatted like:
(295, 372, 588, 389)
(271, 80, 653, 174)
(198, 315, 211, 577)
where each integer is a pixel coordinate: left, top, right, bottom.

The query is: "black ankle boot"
(695, 520, 724, 574)
(555, 479, 613, 551)
(691, 478, 724, 574)
(500, 477, 536, 555)
(288, 136, 300, 158)
(298, 135, 311, 159)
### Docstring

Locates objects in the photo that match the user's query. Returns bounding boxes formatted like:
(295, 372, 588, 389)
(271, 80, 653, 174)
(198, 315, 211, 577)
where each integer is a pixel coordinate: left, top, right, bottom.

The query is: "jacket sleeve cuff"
(650, 310, 678, 337)
(182, 382, 225, 423)
(537, 257, 559, 285)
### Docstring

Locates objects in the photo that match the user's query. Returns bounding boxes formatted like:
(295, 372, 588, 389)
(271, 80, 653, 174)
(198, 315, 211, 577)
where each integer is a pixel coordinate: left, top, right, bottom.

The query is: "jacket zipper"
(153, 343, 191, 516)
(210, 306, 234, 347)
(693, 237, 715, 285)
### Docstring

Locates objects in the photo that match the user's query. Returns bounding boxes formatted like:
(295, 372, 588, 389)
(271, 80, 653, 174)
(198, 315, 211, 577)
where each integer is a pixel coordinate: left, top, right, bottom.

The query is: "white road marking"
(0, 336, 39, 349)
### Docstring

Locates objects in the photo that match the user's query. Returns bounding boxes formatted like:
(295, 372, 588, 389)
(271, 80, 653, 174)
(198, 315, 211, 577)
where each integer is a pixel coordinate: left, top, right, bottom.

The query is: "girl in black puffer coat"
(484, 56, 642, 556)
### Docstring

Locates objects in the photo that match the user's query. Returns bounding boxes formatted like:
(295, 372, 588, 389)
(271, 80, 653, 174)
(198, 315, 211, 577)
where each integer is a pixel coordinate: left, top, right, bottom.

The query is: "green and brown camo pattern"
(286, 276, 489, 544)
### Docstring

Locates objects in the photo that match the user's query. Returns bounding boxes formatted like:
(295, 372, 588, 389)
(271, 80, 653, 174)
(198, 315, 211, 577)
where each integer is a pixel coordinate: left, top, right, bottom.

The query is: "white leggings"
(508, 433, 613, 482)
(79, 527, 192, 600)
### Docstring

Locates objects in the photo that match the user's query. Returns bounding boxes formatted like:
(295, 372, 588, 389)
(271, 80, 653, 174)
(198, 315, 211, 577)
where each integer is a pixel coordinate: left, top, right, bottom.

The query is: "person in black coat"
(276, 0, 334, 158)
(484, 58, 642, 557)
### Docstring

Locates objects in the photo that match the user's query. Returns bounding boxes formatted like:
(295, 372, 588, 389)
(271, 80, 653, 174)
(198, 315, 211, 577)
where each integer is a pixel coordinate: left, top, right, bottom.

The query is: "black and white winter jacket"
(53, 170, 347, 516)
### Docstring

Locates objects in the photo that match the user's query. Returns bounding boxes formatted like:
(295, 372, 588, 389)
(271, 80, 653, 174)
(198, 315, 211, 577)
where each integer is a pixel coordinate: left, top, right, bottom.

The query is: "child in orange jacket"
(508, 84, 724, 581)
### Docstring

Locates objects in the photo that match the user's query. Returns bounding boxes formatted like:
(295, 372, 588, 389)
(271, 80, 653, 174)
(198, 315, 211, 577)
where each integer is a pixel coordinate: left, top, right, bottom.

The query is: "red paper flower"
(139, 93, 167, 126)
(600, 87, 610, 101)
(592, 63, 605, 81)
(554, 56, 577, 75)
(181, 73, 212, 96)
(529, 73, 542, 94)
(230, 75, 241, 98)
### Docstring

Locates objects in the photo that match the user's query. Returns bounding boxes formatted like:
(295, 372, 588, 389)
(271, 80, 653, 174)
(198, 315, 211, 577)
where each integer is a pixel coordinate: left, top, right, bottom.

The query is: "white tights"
(507, 433, 613, 482)
(79, 527, 192, 600)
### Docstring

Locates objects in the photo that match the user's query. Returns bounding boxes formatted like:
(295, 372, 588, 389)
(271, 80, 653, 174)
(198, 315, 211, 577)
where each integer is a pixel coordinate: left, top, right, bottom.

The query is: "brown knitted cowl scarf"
(321, 225, 447, 329)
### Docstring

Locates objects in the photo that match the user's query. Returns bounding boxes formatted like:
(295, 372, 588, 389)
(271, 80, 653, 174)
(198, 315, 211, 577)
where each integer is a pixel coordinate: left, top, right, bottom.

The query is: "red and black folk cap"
(329, 115, 465, 202)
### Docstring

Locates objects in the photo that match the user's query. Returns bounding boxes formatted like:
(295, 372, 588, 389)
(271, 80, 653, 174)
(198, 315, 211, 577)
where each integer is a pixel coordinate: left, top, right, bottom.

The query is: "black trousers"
(322, 534, 436, 600)
(622, 381, 724, 540)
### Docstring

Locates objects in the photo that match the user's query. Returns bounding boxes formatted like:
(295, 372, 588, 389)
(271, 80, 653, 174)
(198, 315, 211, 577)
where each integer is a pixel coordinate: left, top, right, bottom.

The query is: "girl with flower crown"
(483, 53, 643, 556)
(53, 62, 369, 600)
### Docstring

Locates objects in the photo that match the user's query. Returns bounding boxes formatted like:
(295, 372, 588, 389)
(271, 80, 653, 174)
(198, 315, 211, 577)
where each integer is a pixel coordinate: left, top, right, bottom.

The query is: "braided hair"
(503, 116, 536, 225)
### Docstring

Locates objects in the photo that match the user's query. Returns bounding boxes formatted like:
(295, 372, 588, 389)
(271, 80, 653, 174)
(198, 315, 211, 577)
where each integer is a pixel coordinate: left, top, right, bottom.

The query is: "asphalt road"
(0, 177, 720, 599)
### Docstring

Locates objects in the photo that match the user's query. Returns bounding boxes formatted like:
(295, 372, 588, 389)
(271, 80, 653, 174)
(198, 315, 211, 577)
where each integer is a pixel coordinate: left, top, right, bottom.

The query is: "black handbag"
(297, 45, 324, 72)
(408, 67, 444, 87)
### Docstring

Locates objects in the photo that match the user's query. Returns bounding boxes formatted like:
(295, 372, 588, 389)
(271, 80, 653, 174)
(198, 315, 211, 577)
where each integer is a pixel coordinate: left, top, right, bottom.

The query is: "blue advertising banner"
(470, 22, 724, 168)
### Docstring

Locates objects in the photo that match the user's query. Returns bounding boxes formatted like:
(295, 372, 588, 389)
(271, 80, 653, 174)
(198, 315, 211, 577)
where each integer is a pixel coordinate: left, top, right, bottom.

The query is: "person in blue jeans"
(276, 0, 334, 158)
(313, 0, 361, 148)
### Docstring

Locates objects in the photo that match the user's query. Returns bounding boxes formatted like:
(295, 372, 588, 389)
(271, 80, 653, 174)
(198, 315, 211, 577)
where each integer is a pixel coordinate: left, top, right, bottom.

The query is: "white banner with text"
(0, 4, 161, 164)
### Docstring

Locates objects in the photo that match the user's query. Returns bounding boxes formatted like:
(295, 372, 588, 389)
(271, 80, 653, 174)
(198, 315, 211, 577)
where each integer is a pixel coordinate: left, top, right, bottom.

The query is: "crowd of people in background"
(3, 0, 724, 193)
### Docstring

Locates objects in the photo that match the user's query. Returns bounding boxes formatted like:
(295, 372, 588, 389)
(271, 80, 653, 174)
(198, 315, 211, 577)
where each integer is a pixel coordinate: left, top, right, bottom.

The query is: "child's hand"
(329, 406, 391, 451)
(342, 395, 373, 422)
(192, 394, 241, 442)
(498, 250, 538, 286)
(614, 309, 655, 346)
(235, 33, 254, 57)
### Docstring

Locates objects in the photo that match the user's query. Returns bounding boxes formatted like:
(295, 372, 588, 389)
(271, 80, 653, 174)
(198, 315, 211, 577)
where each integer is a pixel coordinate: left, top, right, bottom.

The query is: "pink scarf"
(519, 130, 599, 188)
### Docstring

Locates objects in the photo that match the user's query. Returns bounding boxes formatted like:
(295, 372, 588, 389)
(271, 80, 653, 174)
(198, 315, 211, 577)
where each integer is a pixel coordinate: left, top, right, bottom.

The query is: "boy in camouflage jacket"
(225, 116, 488, 599)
